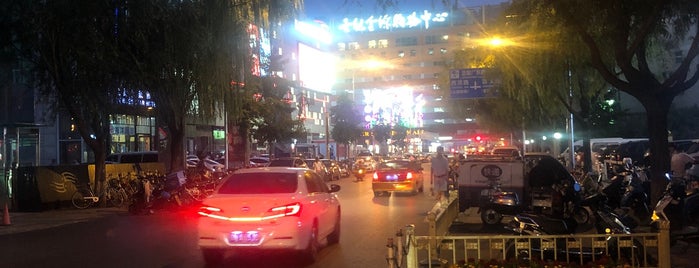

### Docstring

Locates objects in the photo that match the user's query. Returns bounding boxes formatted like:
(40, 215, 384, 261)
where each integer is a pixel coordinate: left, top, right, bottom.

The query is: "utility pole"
(325, 102, 330, 159)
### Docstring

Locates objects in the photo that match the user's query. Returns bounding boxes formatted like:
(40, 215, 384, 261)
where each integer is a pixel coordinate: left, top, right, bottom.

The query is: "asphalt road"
(0, 166, 439, 268)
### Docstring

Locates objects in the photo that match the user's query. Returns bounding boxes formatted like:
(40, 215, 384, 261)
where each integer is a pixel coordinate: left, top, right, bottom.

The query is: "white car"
(197, 167, 342, 265)
(203, 158, 225, 173)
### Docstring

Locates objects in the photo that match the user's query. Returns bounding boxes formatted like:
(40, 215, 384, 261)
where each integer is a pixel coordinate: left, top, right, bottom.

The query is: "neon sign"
(339, 10, 448, 33)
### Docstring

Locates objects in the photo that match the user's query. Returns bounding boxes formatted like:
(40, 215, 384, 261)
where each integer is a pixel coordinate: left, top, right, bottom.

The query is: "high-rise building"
(324, 4, 507, 153)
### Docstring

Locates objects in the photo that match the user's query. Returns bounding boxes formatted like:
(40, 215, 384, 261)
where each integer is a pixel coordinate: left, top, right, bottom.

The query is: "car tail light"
(373, 172, 378, 181)
(264, 202, 302, 219)
(198, 205, 226, 220)
(406, 172, 413, 180)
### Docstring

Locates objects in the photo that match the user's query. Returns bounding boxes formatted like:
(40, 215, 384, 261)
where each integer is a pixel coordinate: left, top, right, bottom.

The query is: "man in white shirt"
(430, 146, 450, 203)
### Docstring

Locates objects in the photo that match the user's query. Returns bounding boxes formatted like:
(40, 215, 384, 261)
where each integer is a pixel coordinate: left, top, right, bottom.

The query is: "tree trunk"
(168, 122, 186, 173)
(641, 96, 673, 205)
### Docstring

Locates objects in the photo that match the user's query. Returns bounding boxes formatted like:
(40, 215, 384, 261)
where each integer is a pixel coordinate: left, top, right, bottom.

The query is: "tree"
(507, 0, 699, 202)
(330, 93, 364, 159)
(391, 124, 409, 152)
(249, 76, 307, 154)
(11, 0, 126, 199)
(373, 124, 391, 155)
(449, 14, 633, 172)
(122, 0, 219, 172)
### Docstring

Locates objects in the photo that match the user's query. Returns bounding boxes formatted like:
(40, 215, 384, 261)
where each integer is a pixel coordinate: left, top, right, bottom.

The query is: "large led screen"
(298, 43, 337, 93)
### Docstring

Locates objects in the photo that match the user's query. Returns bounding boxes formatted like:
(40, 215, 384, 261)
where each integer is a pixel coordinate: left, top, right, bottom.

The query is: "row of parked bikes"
(476, 155, 699, 264)
(70, 168, 226, 215)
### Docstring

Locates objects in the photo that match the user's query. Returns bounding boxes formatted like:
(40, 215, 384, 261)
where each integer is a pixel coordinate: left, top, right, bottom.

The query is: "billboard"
(449, 68, 499, 99)
(298, 43, 337, 93)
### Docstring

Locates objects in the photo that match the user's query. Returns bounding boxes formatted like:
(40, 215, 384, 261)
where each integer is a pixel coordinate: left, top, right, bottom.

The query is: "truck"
(455, 155, 526, 211)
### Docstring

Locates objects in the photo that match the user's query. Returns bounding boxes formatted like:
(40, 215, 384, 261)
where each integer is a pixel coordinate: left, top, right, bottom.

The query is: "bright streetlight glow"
(553, 132, 562, 139)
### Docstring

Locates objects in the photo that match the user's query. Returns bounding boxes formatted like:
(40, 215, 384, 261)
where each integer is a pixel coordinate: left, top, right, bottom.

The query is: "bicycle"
(71, 182, 124, 209)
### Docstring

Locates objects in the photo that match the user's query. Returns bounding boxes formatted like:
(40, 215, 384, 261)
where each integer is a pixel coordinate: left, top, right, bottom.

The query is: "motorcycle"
(652, 173, 699, 246)
(353, 167, 365, 182)
(505, 195, 654, 265)
(479, 178, 522, 225)
(479, 155, 587, 225)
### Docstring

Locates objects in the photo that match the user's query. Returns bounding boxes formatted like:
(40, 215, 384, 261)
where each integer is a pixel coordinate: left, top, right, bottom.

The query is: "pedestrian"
(670, 144, 695, 179)
(431, 146, 450, 203)
(313, 157, 326, 175)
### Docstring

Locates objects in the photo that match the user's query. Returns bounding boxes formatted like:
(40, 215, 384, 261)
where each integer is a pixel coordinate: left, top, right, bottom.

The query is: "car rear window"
(378, 161, 410, 169)
(218, 173, 298, 194)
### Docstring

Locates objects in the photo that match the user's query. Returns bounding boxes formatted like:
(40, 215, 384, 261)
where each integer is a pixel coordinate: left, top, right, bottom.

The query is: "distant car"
(197, 167, 341, 265)
(202, 158, 225, 173)
(267, 157, 308, 168)
(491, 146, 522, 158)
(249, 157, 270, 167)
(371, 159, 424, 197)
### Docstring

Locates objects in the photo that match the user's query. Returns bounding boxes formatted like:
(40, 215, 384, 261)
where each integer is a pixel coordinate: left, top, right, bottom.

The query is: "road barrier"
(387, 194, 671, 268)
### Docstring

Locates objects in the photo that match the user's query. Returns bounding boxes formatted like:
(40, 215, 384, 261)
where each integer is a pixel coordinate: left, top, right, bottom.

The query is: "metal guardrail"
(386, 195, 672, 268)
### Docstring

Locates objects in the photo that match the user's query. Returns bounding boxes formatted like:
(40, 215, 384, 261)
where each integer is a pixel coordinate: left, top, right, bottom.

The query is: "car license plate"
(228, 231, 261, 244)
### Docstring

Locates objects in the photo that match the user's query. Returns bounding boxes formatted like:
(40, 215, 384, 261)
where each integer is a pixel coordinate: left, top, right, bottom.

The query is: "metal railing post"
(657, 220, 671, 268)
(387, 237, 396, 268)
(405, 224, 417, 268)
(426, 211, 438, 258)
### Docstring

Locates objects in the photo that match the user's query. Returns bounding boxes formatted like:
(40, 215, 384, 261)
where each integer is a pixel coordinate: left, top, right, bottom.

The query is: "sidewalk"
(0, 207, 127, 236)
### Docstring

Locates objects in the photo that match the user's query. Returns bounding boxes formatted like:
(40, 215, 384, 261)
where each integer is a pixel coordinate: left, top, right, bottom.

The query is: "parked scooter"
(479, 178, 522, 225)
(652, 173, 699, 246)
(479, 155, 585, 225)
(505, 196, 654, 265)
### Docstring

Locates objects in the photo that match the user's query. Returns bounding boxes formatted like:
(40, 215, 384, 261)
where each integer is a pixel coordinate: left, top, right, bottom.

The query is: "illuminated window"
(426, 35, 447, 44)
(398, 51, 405, 57)
(349, 42, 360, 50)
(428, 48, 434, 55)
(440, 48, 447, 54)
(396, 36, 417, 47)
(337, 43, 346, 51)
(410, 50, 416, 56)
(378, 39, 388, 48)
(277, 47, 283, 56)
(368, 40, 377, 49)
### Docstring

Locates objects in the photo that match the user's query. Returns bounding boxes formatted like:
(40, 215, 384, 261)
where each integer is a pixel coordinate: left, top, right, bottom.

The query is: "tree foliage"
(506, 0, 699, 202)
(330, 93, 364, 157)
(10, 0, 126, 196)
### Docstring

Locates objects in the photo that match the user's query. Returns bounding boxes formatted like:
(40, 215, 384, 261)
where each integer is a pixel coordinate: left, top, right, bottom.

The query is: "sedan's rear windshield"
(219, 173, 298, 194)
(378, 161, 411, 169)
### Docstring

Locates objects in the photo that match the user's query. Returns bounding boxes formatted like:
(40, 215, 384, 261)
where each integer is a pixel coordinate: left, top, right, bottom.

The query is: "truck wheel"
(481, 207, 503, 225)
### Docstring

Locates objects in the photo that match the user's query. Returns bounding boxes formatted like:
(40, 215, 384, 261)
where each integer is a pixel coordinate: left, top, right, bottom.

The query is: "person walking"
(671, 144, 695, 179)
(313, 157, 327, 178)
(431, 146, 450, 204)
